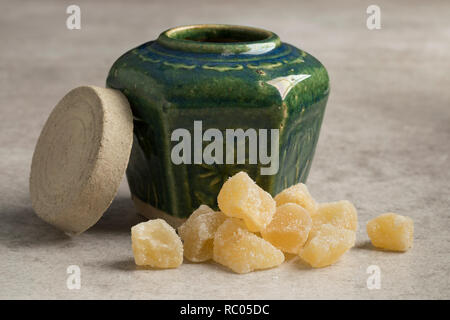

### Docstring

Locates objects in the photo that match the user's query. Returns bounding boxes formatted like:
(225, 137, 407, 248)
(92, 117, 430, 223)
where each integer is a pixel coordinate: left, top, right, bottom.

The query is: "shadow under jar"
(107, 24, 329, 220)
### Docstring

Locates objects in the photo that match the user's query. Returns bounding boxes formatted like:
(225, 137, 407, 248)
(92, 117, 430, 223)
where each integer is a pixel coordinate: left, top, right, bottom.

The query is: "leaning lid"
(30, 86, 133, 235)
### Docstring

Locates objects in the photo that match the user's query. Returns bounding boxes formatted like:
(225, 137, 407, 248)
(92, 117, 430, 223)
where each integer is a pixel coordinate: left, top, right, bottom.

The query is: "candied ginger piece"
(131, 219, 183, 268)
(366, 213, 414, 252)
(312, 200, 358, 233)
(183, 204, 213, 221)
(261, 203, 312, 254)
(274, 183, 317, 214)
(213, 218, 284, 274)
(217, 171, 275, 232)
(178, 205, 214, 239)
(300, 223, 355, 268)
(178, 205, 226, 262)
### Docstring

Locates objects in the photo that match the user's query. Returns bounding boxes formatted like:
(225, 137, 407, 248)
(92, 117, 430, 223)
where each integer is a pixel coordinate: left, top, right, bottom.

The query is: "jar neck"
(156, 24, 281, 55)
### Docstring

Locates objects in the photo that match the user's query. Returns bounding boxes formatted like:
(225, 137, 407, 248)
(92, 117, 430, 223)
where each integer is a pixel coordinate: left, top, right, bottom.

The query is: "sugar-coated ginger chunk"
(213, 218, 285, 274)
(312, 200, 358, 232)
(261, 203, 312, 254)
(178, 205, 226, 262)
(274, 183, 317, 214)
(300, 223, 355, 268)
(131, 219, 183, 268)
(366, 213, 413, 252)
(217, 171, 276, 232)
(183, 204, 213, 221)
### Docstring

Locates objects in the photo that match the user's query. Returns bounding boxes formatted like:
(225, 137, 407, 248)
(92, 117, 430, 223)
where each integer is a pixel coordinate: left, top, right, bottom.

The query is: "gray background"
(1, 0, 449, 299)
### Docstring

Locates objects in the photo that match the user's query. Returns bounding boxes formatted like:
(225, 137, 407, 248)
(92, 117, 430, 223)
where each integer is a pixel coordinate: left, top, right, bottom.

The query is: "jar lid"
(30, 86, 133, 235)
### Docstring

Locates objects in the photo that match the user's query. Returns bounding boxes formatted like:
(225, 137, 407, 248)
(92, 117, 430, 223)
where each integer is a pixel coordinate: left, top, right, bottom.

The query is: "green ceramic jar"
(106, 24, 329, 219)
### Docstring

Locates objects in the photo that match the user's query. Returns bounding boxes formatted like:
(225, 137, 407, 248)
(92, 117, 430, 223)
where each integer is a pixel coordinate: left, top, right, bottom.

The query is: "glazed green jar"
(106, 24, 329, 219)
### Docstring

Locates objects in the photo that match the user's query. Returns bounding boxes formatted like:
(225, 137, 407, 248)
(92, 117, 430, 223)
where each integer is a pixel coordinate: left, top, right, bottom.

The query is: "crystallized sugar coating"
(131, 219, 183, 268)
(183, 204, 214, 222)
(367, 213, 414, 252)
(261, 203, 312, 254)
(213, 218, 285, 274)
(312, 200, 358, 233)
(178, 205, 226, 262)
(274, 183, 317, 215)
(300, 223, 355, 268)
(217, 172, 276, 232)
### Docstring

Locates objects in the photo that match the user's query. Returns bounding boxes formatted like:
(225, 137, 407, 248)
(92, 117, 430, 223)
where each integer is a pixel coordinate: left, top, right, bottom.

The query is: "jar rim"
(157, 24, 281, 55)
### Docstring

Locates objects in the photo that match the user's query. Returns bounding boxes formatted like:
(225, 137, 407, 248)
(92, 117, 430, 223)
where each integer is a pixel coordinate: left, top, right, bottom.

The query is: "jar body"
(106, 26, 329, 218)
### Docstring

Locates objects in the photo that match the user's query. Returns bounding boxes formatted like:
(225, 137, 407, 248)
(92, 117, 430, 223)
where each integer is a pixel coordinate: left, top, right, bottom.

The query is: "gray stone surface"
(0, 0, 449, 299)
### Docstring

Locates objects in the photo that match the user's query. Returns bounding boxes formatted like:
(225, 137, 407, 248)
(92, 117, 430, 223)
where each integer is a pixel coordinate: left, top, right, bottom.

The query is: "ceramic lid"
(30, 86, 133, 235)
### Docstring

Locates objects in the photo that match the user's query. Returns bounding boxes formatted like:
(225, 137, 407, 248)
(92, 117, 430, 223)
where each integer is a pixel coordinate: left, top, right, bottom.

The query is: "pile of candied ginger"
(131, 171, 413, 274)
